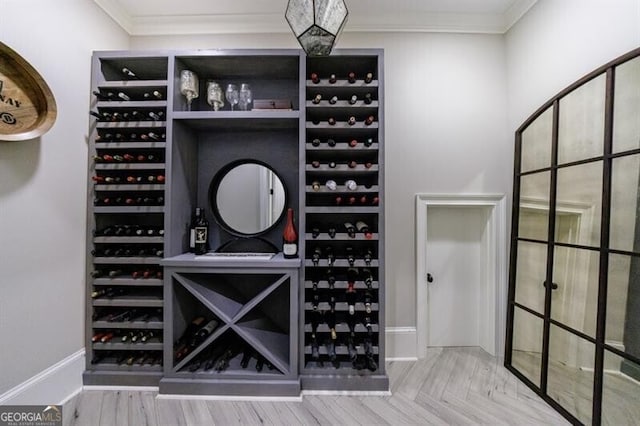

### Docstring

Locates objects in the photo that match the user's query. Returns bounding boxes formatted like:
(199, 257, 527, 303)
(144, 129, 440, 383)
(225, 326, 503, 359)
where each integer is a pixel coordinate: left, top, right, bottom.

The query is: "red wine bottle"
(348, 71, 356, 83)
(310, 72, 320, 84)
(283, 208, 298, 258)
(194, 208, 209, 255)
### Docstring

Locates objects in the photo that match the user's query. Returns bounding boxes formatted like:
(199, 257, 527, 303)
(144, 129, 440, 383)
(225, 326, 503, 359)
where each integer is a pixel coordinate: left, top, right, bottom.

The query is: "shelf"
(173, 111, 299, 130)
(305, 206, 380, 214)
(304, 323, 379, 333)
(305, 233, 378, 241)
(306, 100, 379, 109)
(96, 121, 166, 129)
(93, 206, 165, 213)
(93, 257, 162, 265)
(97, 80, 169, 88)
(92, 339, 163, 351)
(306, 121, 378, 130)
(94, 236, 164, 244)
(304, 302, 380, 312)
(89, 362, 163, 373)
(304, 280, 379, 290)
(305, 164, 379, 172)
(93, 320, 164, 330)
(94, 184, 164, 191)
(95, 142, 166, 149)
(306, 143, 379, 151)
(94, 163, 166, 170)
(304, 344, 379, 356)
(92, 294, 163, 308)
(174, 351, 284, 378)
(306, 79, 379, 87)
(306, 185, 379, 193)
(96, 100, 167, 109)
(304, 259, 379, 268)
(93, 278, 163, 287)
(162, 252, 300, 268)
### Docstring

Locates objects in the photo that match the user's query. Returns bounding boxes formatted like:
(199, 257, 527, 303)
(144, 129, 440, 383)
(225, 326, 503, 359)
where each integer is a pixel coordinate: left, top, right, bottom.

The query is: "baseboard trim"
(0, 349, 85, 405)
(385, 327, 418, 360)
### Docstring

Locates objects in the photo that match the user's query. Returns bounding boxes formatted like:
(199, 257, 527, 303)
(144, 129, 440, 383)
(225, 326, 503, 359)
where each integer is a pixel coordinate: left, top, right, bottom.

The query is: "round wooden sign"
(0, 42, 57, 141)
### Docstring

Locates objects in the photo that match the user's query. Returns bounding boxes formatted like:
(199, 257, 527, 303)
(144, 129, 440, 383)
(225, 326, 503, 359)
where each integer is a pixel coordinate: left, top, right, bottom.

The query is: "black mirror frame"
(208, 159, 288, 238)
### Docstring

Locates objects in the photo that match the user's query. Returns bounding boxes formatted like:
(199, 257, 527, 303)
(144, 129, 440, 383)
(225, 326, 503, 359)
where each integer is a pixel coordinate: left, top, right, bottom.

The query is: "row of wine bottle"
(308, 266, 376, 287)
(310, 247, 375, 266)
(91, 245, 164, 258)
(310, 71, 374, 84)
(93, 195, 165, 206)
(310, 116, 376, 126)
(310, 290, 376, 315)
(91, 286, 160, 300)
(310, 93, 374, 105)
(310, 179, 375, 191)
(307, 194, 380, 206)
(185, 341, 277, 374)
(174, 316, 220, 361)
(309, 137, 374, 147)
(94, 89, 165, 102)
(96, 132, 165, 143)
(92, 329, 159, 344)
(93, 153, 163, 163)
(310, 221, 373, 239)
(94, 224, 164, 237)
(92, 308, 162, 323)
(91, 350, 162, 366)
(90, 110, 165, 122)
(90, 268, 163, 279)
(93, 174, 165, 184)
(309, 160, 374, 169)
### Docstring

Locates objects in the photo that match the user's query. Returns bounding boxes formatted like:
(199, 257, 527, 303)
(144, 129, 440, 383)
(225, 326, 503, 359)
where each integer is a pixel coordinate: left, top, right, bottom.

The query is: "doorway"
(415, 194, 507, 358)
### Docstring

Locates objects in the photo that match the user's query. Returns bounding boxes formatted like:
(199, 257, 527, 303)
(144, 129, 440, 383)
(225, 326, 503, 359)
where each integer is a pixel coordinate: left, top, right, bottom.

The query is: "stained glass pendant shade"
(285, 0, 349, 56)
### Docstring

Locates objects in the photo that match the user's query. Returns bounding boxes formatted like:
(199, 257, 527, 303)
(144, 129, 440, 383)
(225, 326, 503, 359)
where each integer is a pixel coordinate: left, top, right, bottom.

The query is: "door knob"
(427, 273, 434, 283)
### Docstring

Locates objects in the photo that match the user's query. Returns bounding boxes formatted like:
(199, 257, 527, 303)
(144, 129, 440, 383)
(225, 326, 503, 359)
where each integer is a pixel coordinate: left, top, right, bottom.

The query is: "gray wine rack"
(84, 48, 387, 394)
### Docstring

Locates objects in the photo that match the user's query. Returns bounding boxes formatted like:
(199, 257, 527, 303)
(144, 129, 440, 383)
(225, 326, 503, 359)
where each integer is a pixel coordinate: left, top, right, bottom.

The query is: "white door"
(426, 206, 487, 347)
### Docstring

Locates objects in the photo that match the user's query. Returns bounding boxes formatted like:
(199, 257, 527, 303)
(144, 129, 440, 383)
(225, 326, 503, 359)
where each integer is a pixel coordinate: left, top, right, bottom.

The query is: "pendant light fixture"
(285, 0, 349, 56)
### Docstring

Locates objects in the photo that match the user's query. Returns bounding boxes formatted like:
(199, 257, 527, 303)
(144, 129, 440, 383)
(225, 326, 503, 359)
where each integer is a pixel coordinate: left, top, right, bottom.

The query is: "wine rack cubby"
(84, 53, 169, 386)
(85, 49, 387, 393)
(300, 52, 387, 391)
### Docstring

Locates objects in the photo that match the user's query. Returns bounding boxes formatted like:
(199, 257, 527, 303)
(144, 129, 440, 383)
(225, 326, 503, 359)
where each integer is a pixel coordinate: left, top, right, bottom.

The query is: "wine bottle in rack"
(348, 116, 356, 126)
(364, 93, 373, 104)
(362, 268, 374, 289)
(348, 72, 356, 83)
(312, 247, 322, 266)
(328, 117, 336, 126)
(329, 74, 337, 84)
(326, 246, 335, 267)
(327, 224, 337, 239)
(326, 180, 337, 191)
(345, 179, 358, 191)
(329, 95, 338, 105)
(365, 115, 375, 125)
(310, 72, 320, 84)
(346, 246, 356, 266)
(356, 221, 373, 239)
(312, 94, 322, 104)
(349, 139, 358, 147)
(311, 160, 320, 169)
(364, 72, 374, 84)
(346, 267, 358, 315)
(344, 222, 356, 238)
(311, 224, 321, 238)
(121, 67, 137, 79)
(327, 138, 336, 147)
(283, 208, 298, 258)
(310, 310, 321, 363)
(144, 90, 163, 100)
(348, 160, 357, 169)
(117, 92, 130, 101)
(364, 137, 374, 147)
(363, 248, 374, 266)
(311, 138, 321, 147)
(349, 94, 358, 105)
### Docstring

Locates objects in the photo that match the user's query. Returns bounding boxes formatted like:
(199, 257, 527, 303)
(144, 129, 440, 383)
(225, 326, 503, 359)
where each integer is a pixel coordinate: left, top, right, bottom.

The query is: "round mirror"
(209, 160, 287, 236)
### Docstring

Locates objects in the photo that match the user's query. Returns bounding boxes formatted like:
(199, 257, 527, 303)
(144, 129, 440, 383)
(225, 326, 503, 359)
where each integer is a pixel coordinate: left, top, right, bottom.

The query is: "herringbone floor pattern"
(64, 347, 570, 425)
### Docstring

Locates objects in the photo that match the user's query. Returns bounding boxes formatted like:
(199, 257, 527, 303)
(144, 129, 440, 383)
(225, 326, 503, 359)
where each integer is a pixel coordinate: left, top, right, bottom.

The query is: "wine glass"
(179, 70, 199, 111)
(238, 83, 252, 111)
(225, 84, 239, 111)
(206, 81, 224, 111)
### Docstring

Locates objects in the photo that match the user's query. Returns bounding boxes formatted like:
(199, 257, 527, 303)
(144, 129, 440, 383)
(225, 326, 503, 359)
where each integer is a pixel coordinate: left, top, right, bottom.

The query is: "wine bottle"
(348, 160, 357, 169)
(240, 348, 252, 368)
(194, 207, 209, 255)
(364, 290, 373, 314)
(328, 117, 336, 126)
(348, 71, 356, 83)
(325, 180, 337, 191)
(346, 246, 356, 266)
(363, 248, 373, 266)
(329, 95, 338, 105)
(144, 90, 163, 100)
(346, 281, 357, 315)
(327, 138, 336, 147)
(311, 138, 321, 147)
(311, 181, 321, 191)
(364, 72, 374, 83)
(310, 72, 320, 84)
(347, 116, 356, 126)
(148, 111, 163, 121)
(356, 221, 373, 239)
(121, 67, 137, 79)
(345, 179, 358, 191)
(326, 246, 335, 267)
(364, 115, 375, 125)
(312, 94, 322, 104)
(328, 161, 337, 168)
(329, 74, 337, 84)
(311, 224, 320, 238)
(91, 332, 106, 342)
(117, 92, 130, 101)
(311, 160, 320, 169)
(364, 93, 373, 104)
(312, 246, 322, 266)
(349, 139, 358, 147)
(348, 94, 358, 105)
(344, 222, 356, 238)
(190, 318, 219, 346)
(283, 208, 298, 258)
(327, 224, 337, 239)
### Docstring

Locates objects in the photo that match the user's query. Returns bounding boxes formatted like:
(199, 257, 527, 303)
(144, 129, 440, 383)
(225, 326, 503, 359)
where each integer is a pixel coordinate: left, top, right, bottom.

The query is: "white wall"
(133, 32, 510, 330)
(0, 0, 129, 396)
(506, 0, 640, 131)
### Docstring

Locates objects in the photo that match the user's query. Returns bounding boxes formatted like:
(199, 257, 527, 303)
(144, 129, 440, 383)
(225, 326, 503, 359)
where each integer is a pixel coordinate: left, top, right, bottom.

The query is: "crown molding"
(94, 0, 538, 36)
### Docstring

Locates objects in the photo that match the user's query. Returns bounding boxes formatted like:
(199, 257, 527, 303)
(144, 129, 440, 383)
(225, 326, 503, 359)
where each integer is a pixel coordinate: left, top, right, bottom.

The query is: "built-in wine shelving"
(84, 54, 169, 386)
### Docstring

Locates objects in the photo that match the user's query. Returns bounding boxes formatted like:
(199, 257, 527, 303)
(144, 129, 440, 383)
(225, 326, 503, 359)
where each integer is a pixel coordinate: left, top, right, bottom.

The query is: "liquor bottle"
(282, 208, 298, 259)
(194, 208, 209, 255)
(310, 72, 320, 84)
(344, 222, 356, 238)
(329, 74, 337, 84)
(347, 116, 356, 126)
(329, 95, 338, 105)
(364, 72, 374, 83)
(311, 138, 321, 147)
(325, 180, 337, 191)
(312, 94, 322, 104)
(356, 221, 373, 239)
(364, 115, 375, 125)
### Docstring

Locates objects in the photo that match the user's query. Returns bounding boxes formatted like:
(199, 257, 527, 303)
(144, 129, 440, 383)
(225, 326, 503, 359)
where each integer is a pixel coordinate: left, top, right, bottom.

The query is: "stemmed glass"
(225, 84, 239, 111)
(206, 81, 224, 111)
(238, 83, 252, 111)
(180, 70, 199, 111)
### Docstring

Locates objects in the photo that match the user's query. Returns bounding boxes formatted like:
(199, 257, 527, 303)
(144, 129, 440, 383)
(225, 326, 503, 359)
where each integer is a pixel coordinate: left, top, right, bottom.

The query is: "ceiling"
(94, 0, 538, 36)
